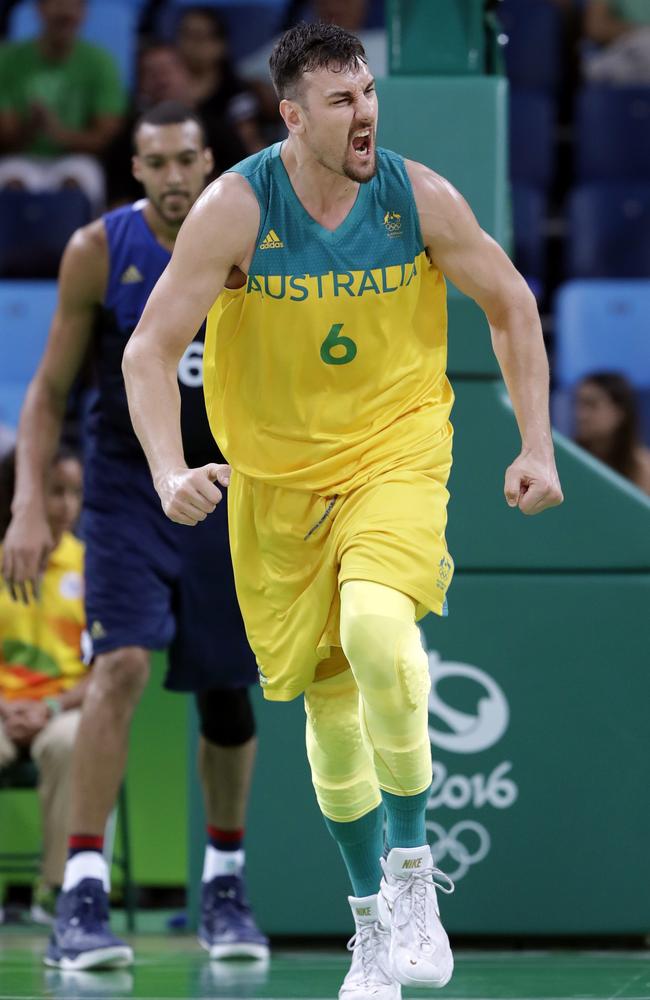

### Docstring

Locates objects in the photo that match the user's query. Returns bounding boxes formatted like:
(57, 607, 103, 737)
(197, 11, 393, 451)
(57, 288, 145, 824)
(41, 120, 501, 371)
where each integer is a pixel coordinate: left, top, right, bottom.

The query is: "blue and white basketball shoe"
(44, 879, 133, 970)
(199, 874, 269, 960)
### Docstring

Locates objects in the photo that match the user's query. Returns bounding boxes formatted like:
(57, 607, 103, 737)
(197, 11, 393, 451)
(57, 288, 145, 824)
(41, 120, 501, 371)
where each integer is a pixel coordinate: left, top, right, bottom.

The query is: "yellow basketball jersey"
(205, 144, 453, 494)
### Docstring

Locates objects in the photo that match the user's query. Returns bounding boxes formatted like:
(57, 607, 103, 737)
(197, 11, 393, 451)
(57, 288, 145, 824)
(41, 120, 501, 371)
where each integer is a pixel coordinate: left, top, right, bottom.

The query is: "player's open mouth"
(351, 130, 372, 159)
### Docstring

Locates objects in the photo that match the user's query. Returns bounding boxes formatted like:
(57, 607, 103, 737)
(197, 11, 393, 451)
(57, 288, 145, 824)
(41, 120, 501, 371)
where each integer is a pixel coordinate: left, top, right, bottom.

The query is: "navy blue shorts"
(82, 455, 257, 692)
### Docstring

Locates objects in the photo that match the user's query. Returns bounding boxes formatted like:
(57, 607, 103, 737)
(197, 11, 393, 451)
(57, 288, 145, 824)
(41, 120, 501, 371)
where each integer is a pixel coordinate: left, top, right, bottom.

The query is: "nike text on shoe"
(339, 894, 401, 1000)
(198, 874, 269, 960)
(44, 879, 133, 970)
(377, 845, 454, 989)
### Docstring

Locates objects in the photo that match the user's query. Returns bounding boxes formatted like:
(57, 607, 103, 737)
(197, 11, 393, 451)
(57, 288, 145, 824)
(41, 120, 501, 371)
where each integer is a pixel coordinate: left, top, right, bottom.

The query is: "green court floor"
(1, 935, 650, 1000)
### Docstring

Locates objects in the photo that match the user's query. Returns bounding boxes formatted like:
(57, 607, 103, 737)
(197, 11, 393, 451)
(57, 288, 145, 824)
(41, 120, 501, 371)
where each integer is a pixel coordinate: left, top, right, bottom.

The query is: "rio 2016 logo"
(422, 639, 518, 881)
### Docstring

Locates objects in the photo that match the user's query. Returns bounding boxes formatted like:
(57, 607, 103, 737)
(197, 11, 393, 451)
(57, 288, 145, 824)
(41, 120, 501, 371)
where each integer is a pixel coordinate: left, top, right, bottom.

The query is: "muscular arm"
(1, 223, 106, 597)
(408, 161, 563, 514)
(122, 172, 259, 523)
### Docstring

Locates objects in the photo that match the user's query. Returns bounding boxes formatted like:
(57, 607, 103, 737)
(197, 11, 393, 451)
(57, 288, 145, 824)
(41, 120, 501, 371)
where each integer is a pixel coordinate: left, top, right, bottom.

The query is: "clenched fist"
(155, 464, 231, 525)
(504, 450, 563, 516)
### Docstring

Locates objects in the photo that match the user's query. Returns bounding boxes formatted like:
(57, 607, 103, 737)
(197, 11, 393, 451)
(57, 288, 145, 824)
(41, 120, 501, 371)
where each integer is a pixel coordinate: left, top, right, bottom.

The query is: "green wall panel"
(124, 655, 187, 886)
(377, 76, 507, 374)
(387, 0, 486, 76)
(448, 382, 650, 570)
(216, 573, 650, 935)
(419, 574, 650, 934)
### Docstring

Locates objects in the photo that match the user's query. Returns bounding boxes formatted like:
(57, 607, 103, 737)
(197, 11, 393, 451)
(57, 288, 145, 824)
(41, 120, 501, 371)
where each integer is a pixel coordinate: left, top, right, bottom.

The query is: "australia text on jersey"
(245, 256, 422, 302)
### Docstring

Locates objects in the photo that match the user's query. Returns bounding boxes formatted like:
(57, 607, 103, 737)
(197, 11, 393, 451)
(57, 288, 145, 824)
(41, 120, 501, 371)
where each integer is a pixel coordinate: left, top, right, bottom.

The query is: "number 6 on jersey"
(320, 323, 357, 366)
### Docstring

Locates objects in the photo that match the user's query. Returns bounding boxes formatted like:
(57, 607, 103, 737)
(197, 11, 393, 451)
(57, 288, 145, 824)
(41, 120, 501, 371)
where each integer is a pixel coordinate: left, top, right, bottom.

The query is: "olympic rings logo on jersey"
(426, 820, 491, 882)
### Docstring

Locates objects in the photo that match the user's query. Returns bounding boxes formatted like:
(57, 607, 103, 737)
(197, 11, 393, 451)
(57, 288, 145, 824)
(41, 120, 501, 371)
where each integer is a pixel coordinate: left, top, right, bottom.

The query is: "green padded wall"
(377, 76, 508, 375)
(387, 0, 486, 76)
(232, 567, 650, 936)
(449, 383, 650, 569)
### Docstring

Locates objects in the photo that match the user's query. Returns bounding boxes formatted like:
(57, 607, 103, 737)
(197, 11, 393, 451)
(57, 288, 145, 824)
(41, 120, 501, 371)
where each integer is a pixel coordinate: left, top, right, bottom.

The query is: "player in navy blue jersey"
(1, 102, 268, 970)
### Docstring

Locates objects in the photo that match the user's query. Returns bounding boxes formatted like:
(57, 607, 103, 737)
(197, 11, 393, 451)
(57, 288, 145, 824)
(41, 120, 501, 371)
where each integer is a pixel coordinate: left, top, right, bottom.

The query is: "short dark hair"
(132, 100, 207, 149)
(269, 21, 367, 100)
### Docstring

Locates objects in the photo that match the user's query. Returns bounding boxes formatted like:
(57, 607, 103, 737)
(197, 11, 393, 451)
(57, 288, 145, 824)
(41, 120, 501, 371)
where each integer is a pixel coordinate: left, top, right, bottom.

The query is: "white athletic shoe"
(377, 845, 454, 989)
(339, 895, 401, 1000)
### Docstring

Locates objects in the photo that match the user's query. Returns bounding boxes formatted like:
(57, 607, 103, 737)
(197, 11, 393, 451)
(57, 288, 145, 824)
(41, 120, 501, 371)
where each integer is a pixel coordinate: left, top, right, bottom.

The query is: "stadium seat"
(498, 0, 564, 93)
(159, 1, 287, 62)
(510, 90, 555, 189)
(565, 183, 650, 279)
(0, 190, 91, 280)
(576, 86, 650, 182)
(554, 279, 650, 390)
(9, 0, 138, 87)
(511, 183, 546, 297)
(0, 281, 57, 428)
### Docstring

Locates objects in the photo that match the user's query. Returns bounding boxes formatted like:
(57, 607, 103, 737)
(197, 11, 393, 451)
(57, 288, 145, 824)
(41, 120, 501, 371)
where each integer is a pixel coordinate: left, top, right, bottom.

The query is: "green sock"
(382, 787, 430, 851)
(324, 805, 384, 898)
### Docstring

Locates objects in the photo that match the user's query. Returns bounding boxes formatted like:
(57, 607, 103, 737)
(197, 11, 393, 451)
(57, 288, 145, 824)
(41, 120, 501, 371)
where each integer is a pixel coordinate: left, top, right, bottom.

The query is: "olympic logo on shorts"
(426, 819, 491, 881)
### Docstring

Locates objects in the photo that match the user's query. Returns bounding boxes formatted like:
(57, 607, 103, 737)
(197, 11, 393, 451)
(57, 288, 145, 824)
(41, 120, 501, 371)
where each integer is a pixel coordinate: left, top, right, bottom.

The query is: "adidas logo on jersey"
(120, 264, 144, 284)
(259, 229, 284, 250)
(90, 620, 107, 640)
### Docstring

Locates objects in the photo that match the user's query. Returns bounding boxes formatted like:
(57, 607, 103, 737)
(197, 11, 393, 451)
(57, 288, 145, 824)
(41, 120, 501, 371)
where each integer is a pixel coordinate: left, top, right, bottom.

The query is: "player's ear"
(202, 146, 215, 177)
(280, 98, 304, 136)
(131, 155, 142, 183)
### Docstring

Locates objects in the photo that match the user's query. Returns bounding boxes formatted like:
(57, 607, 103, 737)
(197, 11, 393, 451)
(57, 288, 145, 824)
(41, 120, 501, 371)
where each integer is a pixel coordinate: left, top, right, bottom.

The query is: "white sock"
(62, 852, 110, 893)
(202, 845, 245, 882)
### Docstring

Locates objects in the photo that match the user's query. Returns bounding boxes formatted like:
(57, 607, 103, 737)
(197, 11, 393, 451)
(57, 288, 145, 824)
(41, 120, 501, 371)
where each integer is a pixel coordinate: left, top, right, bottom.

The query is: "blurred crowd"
(0, 0, 384, 211)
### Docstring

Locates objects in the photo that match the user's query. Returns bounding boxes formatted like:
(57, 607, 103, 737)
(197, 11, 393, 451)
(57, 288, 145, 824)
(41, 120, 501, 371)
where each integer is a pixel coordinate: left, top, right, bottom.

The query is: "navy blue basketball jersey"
(85, 201, 222, 468)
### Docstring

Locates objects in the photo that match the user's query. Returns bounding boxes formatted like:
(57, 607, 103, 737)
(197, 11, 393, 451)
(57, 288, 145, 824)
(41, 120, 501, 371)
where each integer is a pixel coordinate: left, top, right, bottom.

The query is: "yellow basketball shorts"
(227, 425, 454, 701)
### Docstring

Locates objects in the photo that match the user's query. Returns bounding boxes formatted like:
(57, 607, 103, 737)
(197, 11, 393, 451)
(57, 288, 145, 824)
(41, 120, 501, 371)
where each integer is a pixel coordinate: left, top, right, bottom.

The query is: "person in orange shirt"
(0, 447, 86, 919)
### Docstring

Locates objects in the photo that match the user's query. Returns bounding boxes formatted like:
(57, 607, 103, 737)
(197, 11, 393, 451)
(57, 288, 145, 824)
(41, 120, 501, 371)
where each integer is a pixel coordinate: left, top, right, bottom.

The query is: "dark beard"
(343, 157, 377, 183)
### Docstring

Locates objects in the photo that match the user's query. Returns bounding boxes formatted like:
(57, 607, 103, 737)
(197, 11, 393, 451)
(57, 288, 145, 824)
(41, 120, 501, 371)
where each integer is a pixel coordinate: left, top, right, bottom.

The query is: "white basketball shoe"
(377, 845, 454, 989)
(339, 895, 401, 1000)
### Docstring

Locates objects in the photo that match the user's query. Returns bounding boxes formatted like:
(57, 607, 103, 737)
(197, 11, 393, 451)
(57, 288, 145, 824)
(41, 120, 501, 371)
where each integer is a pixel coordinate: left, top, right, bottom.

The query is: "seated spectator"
(0, 447, 88, 921)
(0, 0, 126, 211)
(574, 372, 650, 494)
(176, 6, 265, 155)
(239, 0, 387, 129)
(104, 47, 247, 206)
(583, 0, 650, 83)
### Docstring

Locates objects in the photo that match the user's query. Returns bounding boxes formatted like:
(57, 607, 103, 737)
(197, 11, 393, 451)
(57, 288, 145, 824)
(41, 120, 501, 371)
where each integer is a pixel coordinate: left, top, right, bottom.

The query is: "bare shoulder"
(60, 218, 108, 303)
(182, 173, 260, 243)
(65, 217, 107, 261)
(404, 159, 475, 245)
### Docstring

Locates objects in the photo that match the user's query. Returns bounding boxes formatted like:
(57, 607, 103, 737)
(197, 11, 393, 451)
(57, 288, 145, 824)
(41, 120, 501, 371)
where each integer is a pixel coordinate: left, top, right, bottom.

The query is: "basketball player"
(1, 103, 268, 970)
(123, 25, 563, 998)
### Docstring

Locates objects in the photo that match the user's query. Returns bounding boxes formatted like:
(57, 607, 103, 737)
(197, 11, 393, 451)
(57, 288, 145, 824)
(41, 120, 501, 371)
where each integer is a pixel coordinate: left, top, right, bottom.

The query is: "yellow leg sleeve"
(339, 579, 432, 797)
(304, 666, 382, 823)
